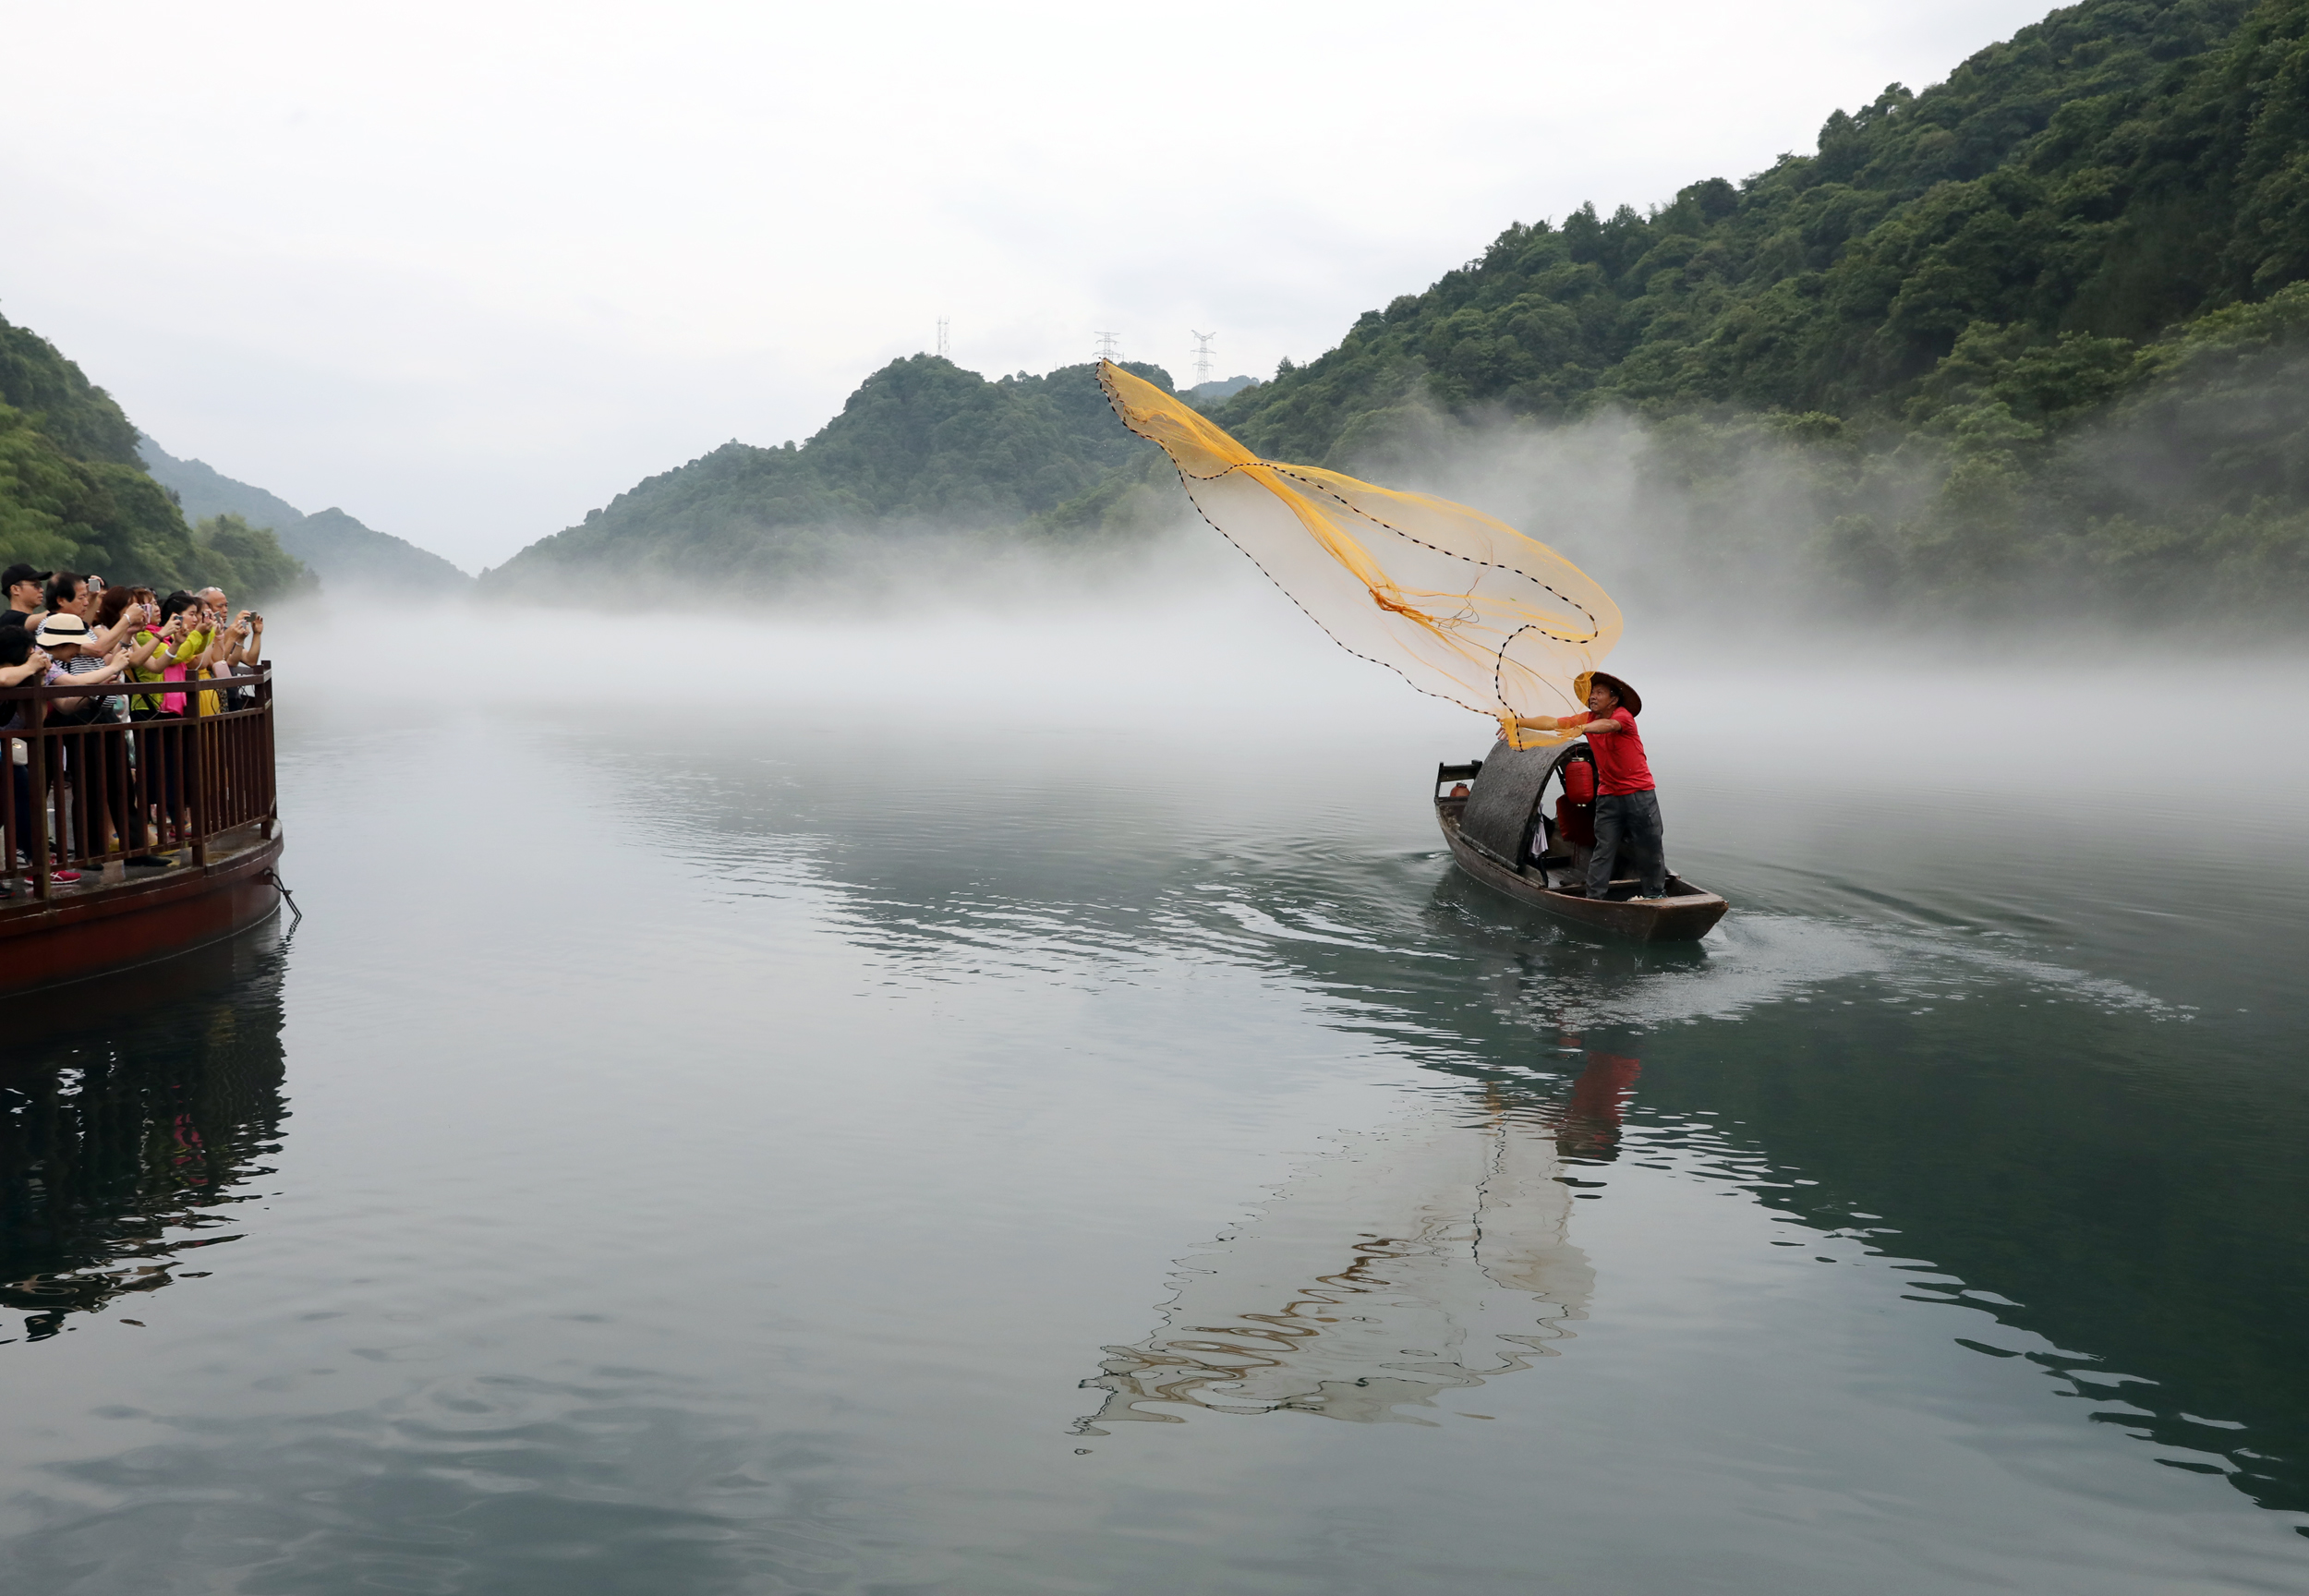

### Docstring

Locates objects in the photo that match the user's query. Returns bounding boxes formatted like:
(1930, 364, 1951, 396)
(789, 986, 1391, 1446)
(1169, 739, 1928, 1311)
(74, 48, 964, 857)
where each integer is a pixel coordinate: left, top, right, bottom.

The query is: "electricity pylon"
(1191, 330, 1217, 385)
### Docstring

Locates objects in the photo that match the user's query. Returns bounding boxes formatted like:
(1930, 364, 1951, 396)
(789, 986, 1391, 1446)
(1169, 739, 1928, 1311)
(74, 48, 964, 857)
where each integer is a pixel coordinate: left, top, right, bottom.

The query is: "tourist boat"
(1434, 738, 1727, 942)
(1, 666, 285, 996)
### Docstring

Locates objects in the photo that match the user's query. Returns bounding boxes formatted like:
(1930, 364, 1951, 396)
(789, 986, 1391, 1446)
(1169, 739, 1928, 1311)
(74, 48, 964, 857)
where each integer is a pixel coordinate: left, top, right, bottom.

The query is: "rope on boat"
(260, 867, 304, 929)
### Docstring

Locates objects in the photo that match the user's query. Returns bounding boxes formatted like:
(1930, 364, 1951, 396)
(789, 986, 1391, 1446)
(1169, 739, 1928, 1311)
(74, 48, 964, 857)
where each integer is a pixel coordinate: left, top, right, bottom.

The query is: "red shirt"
(1585, 707, 1654, 794)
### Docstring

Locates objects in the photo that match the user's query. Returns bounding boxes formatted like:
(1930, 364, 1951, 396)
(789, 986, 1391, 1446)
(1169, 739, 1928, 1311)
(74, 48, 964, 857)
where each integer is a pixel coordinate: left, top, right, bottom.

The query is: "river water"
(4, 598, 2306, 1594)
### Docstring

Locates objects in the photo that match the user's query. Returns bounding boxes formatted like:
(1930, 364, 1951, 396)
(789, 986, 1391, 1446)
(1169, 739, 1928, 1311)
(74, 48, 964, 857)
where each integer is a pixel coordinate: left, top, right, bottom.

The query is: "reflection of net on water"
(1075, 1109, 1593, 1431)
(1098, 362, 1620, 749)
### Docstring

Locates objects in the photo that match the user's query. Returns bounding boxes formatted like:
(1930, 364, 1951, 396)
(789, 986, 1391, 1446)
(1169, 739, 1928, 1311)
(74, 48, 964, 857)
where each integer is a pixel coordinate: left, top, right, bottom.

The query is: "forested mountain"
(139, 439, 473, 595)
(0, 315, 308, 598)
(487, 0, 2309, 620)
(1220, 0, 2293, 448)
(482, 357, 1174, 594)
(1179, 0, 2309, 615)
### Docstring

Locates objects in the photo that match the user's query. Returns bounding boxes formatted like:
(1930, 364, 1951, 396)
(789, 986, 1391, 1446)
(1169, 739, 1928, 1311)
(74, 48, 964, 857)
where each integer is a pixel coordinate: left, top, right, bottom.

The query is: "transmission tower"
(1191, 329, 1217, 385)
(1094, 330, 1122, 362)
(936, 317, 950, 360)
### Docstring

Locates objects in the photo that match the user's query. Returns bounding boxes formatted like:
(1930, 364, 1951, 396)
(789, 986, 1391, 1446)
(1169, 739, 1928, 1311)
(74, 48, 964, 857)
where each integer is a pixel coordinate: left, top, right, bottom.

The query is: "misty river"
(4, 598, 2306, 1594)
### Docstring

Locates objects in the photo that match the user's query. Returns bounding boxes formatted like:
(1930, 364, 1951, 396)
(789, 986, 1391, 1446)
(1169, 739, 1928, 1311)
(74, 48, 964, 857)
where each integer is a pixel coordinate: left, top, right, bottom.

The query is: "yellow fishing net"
(1099, 361, 1620, 750)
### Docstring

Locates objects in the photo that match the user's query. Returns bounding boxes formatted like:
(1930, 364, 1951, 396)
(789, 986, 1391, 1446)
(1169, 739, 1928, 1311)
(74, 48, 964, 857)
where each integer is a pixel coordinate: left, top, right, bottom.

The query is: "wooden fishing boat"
(1, 665, 285, 996)
(1434, 738, 1727, 943)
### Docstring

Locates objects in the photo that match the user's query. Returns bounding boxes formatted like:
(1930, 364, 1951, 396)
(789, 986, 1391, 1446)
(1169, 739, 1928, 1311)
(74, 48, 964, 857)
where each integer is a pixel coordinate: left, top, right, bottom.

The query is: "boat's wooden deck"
(1, 822, 276, 919)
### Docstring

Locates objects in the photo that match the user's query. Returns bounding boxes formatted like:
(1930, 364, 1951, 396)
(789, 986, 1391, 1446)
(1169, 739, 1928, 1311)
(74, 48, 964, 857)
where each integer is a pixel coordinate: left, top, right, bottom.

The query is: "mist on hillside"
(417, 331, 2309, 648)
(1304, 348, 2309, 642)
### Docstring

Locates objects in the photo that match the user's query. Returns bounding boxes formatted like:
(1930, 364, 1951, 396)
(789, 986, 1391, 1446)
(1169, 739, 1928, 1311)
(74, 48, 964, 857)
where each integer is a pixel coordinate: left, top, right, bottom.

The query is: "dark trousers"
(1589, 790, 1666, 899)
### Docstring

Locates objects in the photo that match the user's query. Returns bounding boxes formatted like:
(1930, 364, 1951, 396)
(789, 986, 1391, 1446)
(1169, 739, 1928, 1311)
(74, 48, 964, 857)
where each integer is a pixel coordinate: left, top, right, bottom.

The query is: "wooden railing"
(1, 664, 275, 902)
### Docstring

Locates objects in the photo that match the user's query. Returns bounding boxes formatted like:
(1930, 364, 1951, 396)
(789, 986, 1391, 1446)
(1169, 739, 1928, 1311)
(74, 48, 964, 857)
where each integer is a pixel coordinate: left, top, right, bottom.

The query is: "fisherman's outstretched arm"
(1511, 713, 1624, 734)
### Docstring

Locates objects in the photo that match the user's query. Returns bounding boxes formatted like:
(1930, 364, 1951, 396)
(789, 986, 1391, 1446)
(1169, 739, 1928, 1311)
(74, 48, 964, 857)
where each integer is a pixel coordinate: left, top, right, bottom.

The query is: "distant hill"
(133, 439, 307, 532)
(482, 357, 1175, 595)
(0, 313, 307, 598)
(1184, 375, 1257, 405)
(282, 508, 471, 594)
(138, 438, 472, 595)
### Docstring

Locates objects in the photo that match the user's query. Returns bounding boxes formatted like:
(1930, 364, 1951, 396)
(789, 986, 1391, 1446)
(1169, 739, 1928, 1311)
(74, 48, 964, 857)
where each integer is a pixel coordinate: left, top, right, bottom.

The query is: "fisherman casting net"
(1098, 361, 1621, 750)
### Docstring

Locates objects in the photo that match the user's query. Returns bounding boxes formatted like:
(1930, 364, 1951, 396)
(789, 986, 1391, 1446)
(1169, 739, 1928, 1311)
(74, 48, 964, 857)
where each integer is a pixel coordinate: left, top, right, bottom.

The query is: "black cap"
(2, 562, 43, 592)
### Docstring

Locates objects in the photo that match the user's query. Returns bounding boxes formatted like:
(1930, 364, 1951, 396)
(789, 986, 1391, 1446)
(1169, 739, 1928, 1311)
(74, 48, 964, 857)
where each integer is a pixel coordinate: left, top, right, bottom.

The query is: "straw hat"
(32, 614, 91, 647)
(1576, 670, 1642, 716)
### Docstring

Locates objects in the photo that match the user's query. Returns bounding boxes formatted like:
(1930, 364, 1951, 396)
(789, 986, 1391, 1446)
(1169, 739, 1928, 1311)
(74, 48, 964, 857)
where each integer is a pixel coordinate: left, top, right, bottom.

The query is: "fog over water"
(4, 574, 2307, 1593)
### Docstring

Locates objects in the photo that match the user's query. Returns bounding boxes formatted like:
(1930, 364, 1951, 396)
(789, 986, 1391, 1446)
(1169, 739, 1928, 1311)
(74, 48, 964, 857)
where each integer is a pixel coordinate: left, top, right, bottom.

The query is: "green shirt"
(127, 626, 209, 715)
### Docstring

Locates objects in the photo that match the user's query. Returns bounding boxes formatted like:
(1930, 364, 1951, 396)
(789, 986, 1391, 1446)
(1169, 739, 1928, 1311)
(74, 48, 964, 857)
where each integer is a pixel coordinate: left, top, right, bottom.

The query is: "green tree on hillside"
(192, 514, 316, 601)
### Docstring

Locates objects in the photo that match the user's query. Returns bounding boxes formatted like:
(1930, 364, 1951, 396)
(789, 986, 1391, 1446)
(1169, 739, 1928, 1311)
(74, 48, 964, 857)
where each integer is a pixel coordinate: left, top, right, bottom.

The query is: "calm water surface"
(3, 615, 2306, 1594)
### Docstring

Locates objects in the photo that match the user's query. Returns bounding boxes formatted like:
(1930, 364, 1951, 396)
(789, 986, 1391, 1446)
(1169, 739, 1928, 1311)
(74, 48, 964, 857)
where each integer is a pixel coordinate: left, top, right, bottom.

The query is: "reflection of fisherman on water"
(1077, 1053, 1638, 1431)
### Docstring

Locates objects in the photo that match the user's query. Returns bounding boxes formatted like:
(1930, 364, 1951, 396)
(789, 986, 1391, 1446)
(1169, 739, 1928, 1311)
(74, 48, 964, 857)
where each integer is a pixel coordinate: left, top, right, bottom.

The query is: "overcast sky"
(6, 0, 2061, 570)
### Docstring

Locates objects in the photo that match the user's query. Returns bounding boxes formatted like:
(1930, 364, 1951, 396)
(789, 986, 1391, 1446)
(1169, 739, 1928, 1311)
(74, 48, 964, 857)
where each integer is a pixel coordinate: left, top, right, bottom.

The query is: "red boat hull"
(0, 832, 284, 997)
